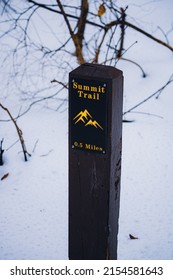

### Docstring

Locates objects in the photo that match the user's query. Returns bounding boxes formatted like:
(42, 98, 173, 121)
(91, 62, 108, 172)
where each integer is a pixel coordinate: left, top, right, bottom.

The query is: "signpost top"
(70, 63, 123, 80)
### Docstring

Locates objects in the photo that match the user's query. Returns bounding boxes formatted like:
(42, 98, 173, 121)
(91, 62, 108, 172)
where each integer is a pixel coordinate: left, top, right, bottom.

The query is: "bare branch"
(0, 103, 31, 161)
(56, 0, 74, 37)
(74, 0, 88, 64)
(56, 0, 87, 64)
(121, 58, 147, 77)
(116, 7, 127, 59)
(51, 79, 68, 89)
(105, 19, 173, 52)
(123, 74, 173, 116)
(1, 0, 173, 116)
(77, 0, 88, 41)
(27, 0, 103, 28)
(92, 29, 108, 63)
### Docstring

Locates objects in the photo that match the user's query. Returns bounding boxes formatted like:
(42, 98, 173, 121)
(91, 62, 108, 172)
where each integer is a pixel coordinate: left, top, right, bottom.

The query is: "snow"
(0, 0, 173, 260)
(0, 110, 68, 259)
(119, 101, 173, 259)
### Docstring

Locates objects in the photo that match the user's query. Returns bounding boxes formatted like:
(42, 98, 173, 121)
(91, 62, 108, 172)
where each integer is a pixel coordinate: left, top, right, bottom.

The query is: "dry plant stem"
(0, 103, 31, 162)
(0, 138, 4, 166)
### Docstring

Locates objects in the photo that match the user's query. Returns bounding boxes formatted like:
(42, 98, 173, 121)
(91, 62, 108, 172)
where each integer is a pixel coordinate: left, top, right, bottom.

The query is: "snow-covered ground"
(0, 109, 68, 259)
(0, 0, 173, 260)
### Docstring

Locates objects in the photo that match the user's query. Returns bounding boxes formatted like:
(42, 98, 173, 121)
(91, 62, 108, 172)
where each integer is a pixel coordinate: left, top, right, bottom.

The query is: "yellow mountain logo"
(73, 109, 103, 130)
(73, 109, 92, 124)
(85, 119, 103, 130)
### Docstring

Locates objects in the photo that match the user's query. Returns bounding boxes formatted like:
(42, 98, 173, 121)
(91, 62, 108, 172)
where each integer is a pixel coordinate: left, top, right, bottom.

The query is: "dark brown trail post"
(69, 63, 123, 260)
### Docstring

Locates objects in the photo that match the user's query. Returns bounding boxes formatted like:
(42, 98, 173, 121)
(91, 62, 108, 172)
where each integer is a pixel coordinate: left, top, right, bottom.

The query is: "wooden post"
(69, 63, 123, 260)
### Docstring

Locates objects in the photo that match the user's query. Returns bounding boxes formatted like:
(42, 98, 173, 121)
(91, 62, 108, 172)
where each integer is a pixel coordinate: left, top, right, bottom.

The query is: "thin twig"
(51, 79, 68, 89)
(121, 58, 147, 77)
(32, 139, 39, 153)
(6, 139, 20, 151)
(128, 111, 163, 119)
(123, 74, 173, 115)
(92, 29, 108, 63)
